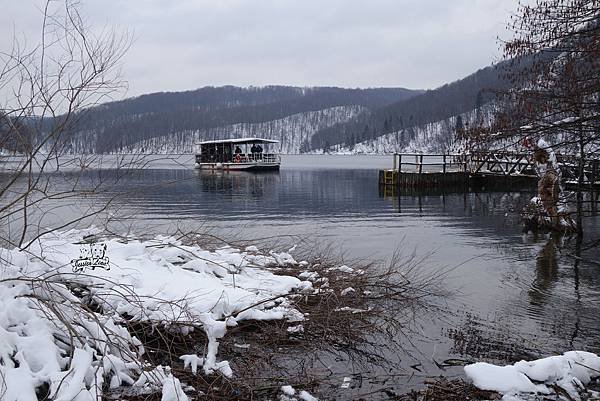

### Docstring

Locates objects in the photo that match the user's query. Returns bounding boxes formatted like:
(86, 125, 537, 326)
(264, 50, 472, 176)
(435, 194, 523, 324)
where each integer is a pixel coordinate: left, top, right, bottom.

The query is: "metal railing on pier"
(387, 152, 600, 188)
(392, 153, 467, 174)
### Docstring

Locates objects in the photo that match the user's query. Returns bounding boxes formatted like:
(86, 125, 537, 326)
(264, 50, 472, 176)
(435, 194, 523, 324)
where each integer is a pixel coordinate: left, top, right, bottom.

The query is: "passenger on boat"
(234, 146, 242, 154)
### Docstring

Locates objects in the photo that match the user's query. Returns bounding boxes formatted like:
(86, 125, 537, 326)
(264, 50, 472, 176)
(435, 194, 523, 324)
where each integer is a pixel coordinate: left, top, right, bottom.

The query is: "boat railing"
(240, 153, 279, 163)
(197, 153, 280, 164)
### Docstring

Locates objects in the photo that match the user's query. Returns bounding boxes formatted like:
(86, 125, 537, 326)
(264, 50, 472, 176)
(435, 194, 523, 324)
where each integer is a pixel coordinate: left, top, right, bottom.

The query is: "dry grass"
(398, 378, 500, 401)
(129, 244, 451, 400)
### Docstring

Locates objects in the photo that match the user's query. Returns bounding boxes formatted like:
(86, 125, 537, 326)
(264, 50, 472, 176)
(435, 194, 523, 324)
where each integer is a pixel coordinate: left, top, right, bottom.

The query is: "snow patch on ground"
(279, 385, 319, 401)
(465, 351, 600, 401)
(325, 265, 353, 273)
(0, 229, 313, 399)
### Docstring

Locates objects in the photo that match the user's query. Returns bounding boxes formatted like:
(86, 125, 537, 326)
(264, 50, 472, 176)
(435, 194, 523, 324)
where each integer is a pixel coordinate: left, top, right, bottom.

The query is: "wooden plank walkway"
(379, 152, 600, 191)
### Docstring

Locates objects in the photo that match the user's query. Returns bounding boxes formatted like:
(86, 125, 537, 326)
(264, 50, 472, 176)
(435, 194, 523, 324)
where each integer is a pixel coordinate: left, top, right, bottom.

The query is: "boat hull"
(195, 162, 280, 171)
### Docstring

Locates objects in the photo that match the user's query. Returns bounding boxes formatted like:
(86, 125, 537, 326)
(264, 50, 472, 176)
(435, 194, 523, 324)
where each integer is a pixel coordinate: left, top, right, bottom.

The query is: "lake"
(3, 154, 600, 397)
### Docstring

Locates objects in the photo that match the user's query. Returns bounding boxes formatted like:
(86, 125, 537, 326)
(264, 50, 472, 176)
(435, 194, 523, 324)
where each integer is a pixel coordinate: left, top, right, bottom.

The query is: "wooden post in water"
(398, 154, 402, 172)
(443, 154, 447, 174)
(419, 154, 423, 174)
(393, 153, 397, 171)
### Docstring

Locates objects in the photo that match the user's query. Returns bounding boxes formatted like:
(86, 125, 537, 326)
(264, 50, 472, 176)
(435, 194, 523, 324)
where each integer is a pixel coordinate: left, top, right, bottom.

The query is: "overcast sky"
(2, 0, 521, 98)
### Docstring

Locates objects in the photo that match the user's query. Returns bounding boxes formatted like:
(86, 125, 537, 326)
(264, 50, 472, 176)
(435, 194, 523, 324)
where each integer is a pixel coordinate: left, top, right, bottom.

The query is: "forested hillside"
(326, 104, 497, 154)
(126, 106, 367, 154)
(55, 86, 419, 153)
(34, 60, 532, 155)
(310, 60, 517, 152)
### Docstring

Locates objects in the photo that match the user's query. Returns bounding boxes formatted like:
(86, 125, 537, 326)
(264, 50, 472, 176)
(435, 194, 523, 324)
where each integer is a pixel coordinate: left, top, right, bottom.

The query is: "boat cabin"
(195, 138, 280, 171)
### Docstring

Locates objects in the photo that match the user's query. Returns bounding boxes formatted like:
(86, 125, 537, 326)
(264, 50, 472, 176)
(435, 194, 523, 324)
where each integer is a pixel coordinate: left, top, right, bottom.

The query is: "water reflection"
(529, 233, 560, 307)
(197, 170, 280, 200)
(380, 184, 600, 361)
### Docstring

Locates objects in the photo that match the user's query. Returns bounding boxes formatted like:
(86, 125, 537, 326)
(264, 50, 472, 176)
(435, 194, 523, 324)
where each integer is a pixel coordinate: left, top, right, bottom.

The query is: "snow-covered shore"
(3, 230, 598, 401)
(465, 351, 600, 401)
(0, 229, 315, 400)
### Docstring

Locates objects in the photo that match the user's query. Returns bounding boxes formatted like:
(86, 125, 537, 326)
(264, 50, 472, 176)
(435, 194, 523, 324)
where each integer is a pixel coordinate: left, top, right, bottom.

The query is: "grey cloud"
(1, 0, 520, 98)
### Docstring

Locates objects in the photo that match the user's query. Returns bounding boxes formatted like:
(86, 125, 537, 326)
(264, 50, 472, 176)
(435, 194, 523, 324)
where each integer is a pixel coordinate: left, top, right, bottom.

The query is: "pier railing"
(392, 153, 467, 174)
(390, 151, 600, 187)
(468, 151, 536, 176)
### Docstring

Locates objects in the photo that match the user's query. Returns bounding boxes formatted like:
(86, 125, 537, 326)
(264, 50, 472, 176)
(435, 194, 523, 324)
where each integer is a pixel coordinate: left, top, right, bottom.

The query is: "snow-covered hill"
(40, 85, 418, 154)
(123, 105, 367, 154)
(323, 105, 496, 154)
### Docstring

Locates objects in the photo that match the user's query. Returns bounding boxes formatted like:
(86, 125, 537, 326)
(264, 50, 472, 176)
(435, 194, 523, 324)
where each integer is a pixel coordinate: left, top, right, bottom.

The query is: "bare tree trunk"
(576, 121, 585, 237)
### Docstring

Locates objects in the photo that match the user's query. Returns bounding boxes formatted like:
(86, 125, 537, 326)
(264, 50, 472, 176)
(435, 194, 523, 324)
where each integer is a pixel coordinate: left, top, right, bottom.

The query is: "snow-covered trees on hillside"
(333, 104, 497, 154)
(310, 63, 511, 151)
(120, 105, 367, 154)
(47, 87, 416, 154)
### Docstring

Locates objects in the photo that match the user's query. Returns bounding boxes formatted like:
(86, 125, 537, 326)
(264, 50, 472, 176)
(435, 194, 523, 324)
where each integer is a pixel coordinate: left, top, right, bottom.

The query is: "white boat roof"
(199, 138, 279, 145)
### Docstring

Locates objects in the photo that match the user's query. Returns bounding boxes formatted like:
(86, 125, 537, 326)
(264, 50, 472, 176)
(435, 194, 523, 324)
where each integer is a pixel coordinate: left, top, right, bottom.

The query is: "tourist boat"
(195, 138, 281, 171)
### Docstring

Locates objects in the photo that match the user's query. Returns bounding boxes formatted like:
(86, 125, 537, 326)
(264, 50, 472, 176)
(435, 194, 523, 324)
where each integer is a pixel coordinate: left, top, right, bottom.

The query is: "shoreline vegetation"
(0, 228, 448, 400)
(2, 228, 599, 400)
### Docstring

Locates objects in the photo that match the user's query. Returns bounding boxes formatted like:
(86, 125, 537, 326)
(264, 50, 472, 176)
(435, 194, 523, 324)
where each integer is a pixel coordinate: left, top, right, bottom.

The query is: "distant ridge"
(33, 59, 530, 155)
(310, 61, 515, 151)
(55, 85, 421, 153)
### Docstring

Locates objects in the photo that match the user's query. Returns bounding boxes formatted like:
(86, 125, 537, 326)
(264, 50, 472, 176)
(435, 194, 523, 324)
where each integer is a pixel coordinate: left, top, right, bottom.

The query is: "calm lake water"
(4, 154, 600, 397)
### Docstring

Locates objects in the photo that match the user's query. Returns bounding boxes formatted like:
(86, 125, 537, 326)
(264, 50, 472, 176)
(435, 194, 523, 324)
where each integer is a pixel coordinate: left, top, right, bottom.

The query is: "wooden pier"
(379, 152, 600, 192)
